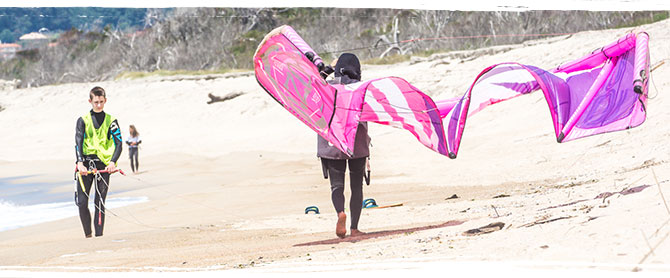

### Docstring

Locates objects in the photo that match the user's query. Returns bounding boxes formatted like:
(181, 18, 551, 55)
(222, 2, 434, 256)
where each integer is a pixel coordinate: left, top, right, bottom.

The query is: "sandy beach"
(1, 18, 670, 275)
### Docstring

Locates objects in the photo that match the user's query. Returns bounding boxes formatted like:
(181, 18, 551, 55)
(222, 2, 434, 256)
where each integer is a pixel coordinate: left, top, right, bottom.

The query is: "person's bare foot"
(350, 229, 365, 237)
(336, 212, 347, 238)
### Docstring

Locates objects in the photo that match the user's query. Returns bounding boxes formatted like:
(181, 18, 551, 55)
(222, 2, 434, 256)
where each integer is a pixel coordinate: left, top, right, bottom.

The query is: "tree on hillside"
(0, 7, 148, 42)
(0, 29, 13, 43)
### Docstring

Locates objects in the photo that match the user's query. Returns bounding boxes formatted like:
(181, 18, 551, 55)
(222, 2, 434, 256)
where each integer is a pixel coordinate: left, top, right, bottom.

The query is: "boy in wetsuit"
(74, 86, 122, 238)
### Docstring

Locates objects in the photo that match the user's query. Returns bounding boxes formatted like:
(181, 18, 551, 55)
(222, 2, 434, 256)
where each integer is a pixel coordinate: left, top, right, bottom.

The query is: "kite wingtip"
(557, 132, 565, 143)
(448, 152, 457, 159)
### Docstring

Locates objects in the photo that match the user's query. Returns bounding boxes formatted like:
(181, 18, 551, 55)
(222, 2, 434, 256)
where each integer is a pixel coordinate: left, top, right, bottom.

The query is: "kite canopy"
(254, 25, 650, 158)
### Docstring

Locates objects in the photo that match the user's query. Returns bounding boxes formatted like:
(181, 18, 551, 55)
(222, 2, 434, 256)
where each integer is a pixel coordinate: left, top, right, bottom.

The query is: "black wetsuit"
(317, 53, 370, 230)
(75, 110, 122, 237)
(321, 157, 367, 229)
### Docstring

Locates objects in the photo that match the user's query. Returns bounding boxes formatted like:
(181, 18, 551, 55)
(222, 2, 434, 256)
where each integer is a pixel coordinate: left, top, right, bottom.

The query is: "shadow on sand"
(294, 220, 466, 247)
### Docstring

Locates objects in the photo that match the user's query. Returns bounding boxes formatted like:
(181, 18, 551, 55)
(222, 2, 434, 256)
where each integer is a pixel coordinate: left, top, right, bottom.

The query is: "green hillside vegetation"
(0, 7, 148, 43)
(0, 8, 667, 88)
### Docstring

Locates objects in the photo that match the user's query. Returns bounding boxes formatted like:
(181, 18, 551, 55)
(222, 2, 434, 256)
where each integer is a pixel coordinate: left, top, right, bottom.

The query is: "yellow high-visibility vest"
(82, 113, 117, 165)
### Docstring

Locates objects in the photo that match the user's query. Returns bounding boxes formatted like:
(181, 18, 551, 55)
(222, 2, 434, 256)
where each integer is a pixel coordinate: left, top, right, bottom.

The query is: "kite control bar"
(85, 169, 125, 175)
(306, 51, 334, 79)
(74, 167, 125, 193)
(74, 167, 126, 176)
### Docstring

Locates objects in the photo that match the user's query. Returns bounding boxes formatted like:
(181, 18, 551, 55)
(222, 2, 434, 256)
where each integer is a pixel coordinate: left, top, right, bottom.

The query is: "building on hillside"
(0, 43, 21, 60)
(19, 32, 49, 49)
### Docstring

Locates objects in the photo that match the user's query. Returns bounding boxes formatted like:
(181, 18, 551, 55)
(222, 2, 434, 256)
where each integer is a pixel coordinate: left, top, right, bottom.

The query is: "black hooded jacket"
(317, 53, 371, 159)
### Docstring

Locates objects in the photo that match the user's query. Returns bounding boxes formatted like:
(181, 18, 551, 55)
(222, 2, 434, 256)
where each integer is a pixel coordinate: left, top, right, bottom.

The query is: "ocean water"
(0, 175, 148, 232)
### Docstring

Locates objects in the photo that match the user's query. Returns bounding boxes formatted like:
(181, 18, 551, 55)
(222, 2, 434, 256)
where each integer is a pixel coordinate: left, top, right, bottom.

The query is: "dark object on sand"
(462, 222, 505, 236)
(445, 194, 459, 200)
(493, 194, 510, 198)
(305, 206, 320, 214)
(595, 184, 652, 201)
(520, 216, 574, 227)
(363, 198, 378, 208)
(207, 92, 243, 104)
(541, 184, 652, 211)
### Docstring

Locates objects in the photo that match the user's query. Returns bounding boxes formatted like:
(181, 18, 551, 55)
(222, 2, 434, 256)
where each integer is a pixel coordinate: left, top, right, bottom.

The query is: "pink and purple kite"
(254, 25, 650, 158)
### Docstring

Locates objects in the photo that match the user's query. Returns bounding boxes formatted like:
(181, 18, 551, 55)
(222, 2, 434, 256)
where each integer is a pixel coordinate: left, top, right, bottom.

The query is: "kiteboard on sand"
(368, 203, 403, 209)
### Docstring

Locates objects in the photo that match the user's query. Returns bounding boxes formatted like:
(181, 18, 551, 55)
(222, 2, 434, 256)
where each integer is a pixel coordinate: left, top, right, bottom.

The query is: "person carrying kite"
(317, 53, 371, 238)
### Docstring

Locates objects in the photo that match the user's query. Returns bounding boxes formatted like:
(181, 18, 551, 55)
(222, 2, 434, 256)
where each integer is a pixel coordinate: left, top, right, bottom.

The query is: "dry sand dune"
(1, 19, 670, 274)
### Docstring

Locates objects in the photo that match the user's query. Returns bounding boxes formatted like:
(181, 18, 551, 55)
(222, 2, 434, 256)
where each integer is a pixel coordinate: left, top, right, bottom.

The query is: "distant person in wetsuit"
(74, 86, 122, 238)
(317, 53, 371, 238)
(126, 125, 142, 174)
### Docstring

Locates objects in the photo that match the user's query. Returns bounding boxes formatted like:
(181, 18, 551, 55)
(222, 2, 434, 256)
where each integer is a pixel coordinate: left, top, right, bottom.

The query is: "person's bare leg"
(336, 212, 347, 238)
(350, 228, 365, 237)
